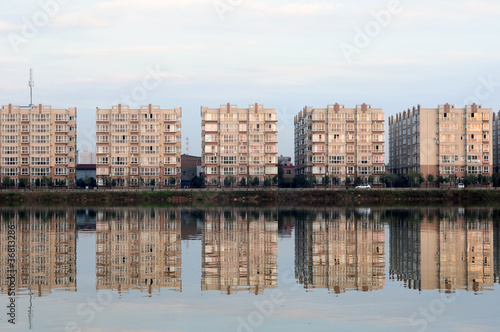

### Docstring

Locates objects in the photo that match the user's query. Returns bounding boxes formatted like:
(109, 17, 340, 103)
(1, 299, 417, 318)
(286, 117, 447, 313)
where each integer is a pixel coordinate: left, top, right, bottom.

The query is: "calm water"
(1, 206, 500, 332)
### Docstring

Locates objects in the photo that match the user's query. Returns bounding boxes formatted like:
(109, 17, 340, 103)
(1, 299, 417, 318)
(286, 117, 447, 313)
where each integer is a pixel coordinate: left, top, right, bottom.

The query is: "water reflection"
(389, 208, 494, 293)
(295, 208, 385, 293)
(0, 209, 77, 296)
(201, 209, 278, 295)
(95, 209, 182, 294)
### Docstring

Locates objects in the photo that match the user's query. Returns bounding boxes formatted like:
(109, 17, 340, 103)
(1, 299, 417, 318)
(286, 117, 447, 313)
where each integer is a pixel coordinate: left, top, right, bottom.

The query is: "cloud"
(0, 20, 22, 32)
(94, 0, 212, 10)
(52, 11, 108, 29)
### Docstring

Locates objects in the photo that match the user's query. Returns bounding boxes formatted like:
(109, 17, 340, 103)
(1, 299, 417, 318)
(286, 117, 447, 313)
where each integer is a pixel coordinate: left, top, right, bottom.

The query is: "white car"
(457, 183, 465, 189)
(355, 184, 371, 189)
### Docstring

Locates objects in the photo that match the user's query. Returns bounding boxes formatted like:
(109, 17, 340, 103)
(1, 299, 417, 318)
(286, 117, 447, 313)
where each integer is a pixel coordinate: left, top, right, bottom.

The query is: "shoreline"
(1, 188, 500, 206)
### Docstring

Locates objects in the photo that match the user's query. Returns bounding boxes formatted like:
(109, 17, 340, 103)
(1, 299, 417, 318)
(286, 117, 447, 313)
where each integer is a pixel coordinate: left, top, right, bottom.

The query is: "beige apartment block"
(200, 103, 278, 187)
(294, 104, 385, 185)
(96, 104, 181, 188)
(494, 112, 500, 174)
(0, 104, 77, 188)
(389, 104, 493, 182)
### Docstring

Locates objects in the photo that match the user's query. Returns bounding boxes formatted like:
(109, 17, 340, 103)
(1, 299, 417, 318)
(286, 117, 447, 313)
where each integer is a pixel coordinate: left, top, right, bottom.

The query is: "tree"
(493, 173, 500, 187)
(354, 177, 362, 186)
(388, 173, 397, 188)
(239, 177, 246, 187)
(272, 175, 278, 186)
(2, 176, 11, 188)
(345, 177, 352, 186)
(193, 175, 205, 188)
(150, 178, 156, 187)
(426, 174, 435, 189)
(252, 177, 260, 186)
(467, 174, 476, 187)
(368, 175, 374, 185)
(19, 178, 29, 188)
(324, 175, 330, 186)
(169, 177, 176, 186)
(295, 175, 308, 188)
(308, 175, 316, 187)
(264, 177, 272, 186)
(284, 177, 293, 188)
(111, 179, 117, 187)
(224, 176, 234, 187)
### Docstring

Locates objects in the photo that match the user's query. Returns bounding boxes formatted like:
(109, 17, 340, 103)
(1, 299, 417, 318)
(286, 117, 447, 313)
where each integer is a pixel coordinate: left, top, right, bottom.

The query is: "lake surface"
(1, 206, 500, 331)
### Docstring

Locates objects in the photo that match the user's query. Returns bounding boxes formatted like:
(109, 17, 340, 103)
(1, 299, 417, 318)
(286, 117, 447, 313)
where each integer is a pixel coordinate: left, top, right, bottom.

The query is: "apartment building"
(390, 209, 494, 292)
(96, 104, 182, 188)
(0, 104, 77, 187)
(0, 209, 77, 296)
(494, 112, 500, 174)
(200, 103, 278, 187)
(294, 104, 385, 184)
(389, 104, 492, 181)
(96, 208, 182, 293)
(295, 209, 385, 292)
(202, 208, 278, 294)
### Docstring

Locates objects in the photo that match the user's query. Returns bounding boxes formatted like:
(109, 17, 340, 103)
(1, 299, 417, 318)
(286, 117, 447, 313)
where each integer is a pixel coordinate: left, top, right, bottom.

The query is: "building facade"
(181, 154, 201, 187)
(494, 112, 500, 174)
(389, 104, 493, 182)
(294, 104, 385, 185)
(0, 104, 77, 187)
(200, 103, 278, 186)
(96, 104, 182, 188)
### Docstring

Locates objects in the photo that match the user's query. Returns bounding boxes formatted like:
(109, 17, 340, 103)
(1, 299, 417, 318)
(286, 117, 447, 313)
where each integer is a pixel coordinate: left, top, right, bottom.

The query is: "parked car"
(457, 183, 465, 189)
(355, 184, 371, 189)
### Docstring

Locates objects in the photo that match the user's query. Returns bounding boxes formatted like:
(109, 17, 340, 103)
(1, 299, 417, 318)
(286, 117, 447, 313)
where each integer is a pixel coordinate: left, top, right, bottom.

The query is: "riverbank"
(1, 188, 499, 206)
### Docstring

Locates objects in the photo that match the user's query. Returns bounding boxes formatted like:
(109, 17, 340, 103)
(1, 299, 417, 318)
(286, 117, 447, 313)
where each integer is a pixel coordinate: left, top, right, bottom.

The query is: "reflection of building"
(202, 209, 278, 294)
(493, 112, 499, 174)
(0, 209, 77, 296)
(295, 210, 385, 293)
(494, 219, 500, 284)
(390, 210, 494, 292)
(96, 209, 182, 293)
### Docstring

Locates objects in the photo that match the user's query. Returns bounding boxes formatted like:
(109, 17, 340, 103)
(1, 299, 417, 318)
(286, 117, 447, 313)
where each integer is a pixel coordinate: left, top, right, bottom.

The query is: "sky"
(1, 0, 500, 159)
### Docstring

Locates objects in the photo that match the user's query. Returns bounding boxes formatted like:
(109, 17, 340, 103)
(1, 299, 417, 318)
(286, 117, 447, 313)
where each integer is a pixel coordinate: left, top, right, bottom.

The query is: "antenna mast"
(29, 68, 34, 106)
(186, 137, 189, 155)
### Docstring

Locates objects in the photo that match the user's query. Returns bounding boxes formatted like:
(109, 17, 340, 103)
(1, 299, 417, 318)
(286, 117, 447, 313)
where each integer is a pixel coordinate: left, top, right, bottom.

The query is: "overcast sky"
(1, 0, 500, 158)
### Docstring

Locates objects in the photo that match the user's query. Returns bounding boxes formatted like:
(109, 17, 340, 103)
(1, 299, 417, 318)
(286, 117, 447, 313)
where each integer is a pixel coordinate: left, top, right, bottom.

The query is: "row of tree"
(2, 176, 70, 188)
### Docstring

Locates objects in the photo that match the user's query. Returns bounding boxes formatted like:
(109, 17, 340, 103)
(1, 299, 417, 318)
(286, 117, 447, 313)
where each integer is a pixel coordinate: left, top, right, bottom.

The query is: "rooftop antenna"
(29, 68, 34, 106)
(186, 137, 189, 155)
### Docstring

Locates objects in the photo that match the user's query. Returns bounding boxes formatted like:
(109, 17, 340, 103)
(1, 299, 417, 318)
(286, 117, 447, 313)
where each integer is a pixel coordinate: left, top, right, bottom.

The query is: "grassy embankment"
(0, 188, 499, 206)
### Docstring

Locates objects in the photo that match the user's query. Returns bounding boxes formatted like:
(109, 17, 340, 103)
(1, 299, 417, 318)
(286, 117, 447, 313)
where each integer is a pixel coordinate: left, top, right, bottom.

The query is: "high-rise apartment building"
(494, 111, 500, 174)
(389, 104, 492, 181)
(294, 104, 385, 185)
(96, 104, 182, 188)
(200, 103, 278, 186)
(0, 104, 77, 187)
